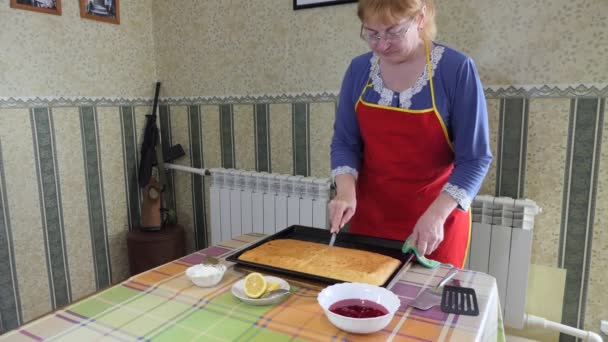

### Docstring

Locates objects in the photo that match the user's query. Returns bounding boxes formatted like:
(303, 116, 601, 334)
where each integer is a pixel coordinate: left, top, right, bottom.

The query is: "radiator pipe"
(165, 163, 210, 176)
(163, 164, 337, 190)
(523, 313, 603, 342)
(163, 164, 337, 189)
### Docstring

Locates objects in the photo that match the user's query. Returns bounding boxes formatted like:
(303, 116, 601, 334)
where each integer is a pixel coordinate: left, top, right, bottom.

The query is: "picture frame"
(293, 0, 357, 10)
(79, 0, 119, 25)
(10, 0, 61, 16)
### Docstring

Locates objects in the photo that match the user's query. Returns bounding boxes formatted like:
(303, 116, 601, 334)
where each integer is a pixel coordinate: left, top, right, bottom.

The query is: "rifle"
(138, 82, 184, 231)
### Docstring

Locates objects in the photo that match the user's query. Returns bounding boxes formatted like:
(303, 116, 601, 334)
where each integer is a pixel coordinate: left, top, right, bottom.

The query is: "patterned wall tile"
(0, 0, 157, 98)
(97, 106, 129, 283)
(188, 105, 207, 250)
(153, 0, 605, 97)
(219, 105, 235, 170)
(254, 104, 271, 172)
(437, 0, 607, 86)
(79, 106, 112, 290)
(559, 98, 604, 339)
(269, 104, 293, 175)
(309, 102, 334, 178)
(153, 0, 364, 97)
(52, 107, 96, 301)
(31, 107, 71, 309)
(0, 108, 50, 323)
(496, 98, 529, 198)
(0, 131, 21, 333)
(119, 106, 140, 232)
(479, 98, 499, 195)
(200, 105, 221, 169)
(170, 106, 195, 254)
(587, 99, 608, 332)
(525, 99, 570, 266)
(233, 105, 255, 171)
(106, 232, 129, 287)
(292, 103, 310, 177)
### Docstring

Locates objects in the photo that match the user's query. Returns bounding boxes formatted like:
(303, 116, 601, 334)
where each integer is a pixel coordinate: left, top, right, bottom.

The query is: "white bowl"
(317, 282, 401, 334)
(186, 264, 226, 287)
(231, 276, 290, 306)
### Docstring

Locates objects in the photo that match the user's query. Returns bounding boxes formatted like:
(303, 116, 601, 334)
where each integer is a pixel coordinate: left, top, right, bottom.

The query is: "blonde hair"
(357, 0, 437, 41)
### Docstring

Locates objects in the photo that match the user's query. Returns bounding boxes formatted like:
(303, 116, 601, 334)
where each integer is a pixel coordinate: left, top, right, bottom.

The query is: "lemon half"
(244, 272, 267, 299)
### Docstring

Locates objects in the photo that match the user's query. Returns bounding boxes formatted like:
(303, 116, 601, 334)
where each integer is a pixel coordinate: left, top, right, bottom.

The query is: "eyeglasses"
(360, 22, 413, 44)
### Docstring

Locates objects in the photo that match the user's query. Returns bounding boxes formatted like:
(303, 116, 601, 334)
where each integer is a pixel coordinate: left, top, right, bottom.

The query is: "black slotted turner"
(440, 285, 479, 316)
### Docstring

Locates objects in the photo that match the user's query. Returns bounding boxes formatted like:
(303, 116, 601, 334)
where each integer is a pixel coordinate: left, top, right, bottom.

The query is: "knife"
(387, 252, 415, 290)
(329, 232, 337, 247)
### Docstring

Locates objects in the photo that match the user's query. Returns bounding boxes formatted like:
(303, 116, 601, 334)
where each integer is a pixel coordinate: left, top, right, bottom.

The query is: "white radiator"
(209, 168, 331, 246)
(467, 195, 540, 329)
(208, 168, 540, 329)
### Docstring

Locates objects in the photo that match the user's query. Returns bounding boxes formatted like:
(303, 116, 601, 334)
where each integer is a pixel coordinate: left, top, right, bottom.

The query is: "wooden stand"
(127, 224, 186, 275)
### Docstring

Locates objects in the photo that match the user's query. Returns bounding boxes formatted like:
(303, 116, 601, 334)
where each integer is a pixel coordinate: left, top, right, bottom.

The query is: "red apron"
(348, 44, 471, 268)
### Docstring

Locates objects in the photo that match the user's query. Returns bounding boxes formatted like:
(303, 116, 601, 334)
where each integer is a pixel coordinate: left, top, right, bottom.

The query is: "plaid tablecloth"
(1, 233, 505, 341)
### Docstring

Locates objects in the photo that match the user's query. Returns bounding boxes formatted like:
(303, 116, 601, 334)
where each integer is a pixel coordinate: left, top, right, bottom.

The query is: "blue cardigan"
(330, 43, 493, 210)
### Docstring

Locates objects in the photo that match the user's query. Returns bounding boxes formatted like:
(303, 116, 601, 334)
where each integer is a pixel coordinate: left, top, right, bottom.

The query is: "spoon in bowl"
(201, 256, 219, 265)
(262, 288, 319, 298)
(262, 288, 291, 298)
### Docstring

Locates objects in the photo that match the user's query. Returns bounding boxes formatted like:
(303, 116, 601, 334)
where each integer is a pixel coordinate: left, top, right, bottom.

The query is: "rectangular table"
(1, 233, 505, 341)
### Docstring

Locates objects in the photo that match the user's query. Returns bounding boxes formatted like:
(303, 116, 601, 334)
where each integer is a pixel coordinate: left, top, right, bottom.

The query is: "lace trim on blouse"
(331, 166, 359, 182)
(369, 45, 445, 109)
(442, 182, 472, 211)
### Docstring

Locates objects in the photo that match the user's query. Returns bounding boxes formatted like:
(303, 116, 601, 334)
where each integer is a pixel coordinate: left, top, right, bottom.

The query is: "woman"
(329, 0, 492, 268)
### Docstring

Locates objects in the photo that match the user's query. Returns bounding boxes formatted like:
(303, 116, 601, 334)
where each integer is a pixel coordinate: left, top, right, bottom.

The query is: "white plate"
(231, 276, 290, 306)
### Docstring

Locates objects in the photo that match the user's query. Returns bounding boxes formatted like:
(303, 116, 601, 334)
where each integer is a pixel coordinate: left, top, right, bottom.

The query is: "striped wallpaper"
(494, 98, 606, 341)
(0, 85, 607, 338)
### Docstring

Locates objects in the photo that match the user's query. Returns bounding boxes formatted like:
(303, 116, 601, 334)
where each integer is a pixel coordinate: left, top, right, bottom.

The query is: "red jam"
(329, 299, 388, 318)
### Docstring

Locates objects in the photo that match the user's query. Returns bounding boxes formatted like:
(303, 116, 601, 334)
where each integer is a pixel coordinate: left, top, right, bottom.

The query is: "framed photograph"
(10, 0, 61, 15)
(293, 0, 357, 10)
(79, 0, 119, 24)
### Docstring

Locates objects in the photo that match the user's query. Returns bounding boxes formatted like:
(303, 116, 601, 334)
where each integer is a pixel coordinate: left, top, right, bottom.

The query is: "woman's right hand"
(328, 174, 357, 234)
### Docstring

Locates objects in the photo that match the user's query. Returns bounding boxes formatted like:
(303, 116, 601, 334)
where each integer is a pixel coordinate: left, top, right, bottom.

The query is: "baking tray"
(225, 225, 414, 288)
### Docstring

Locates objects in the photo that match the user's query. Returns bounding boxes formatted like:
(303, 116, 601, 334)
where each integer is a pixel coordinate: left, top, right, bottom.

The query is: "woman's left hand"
(410, 210, 446, 256)
(409, 193, 458, 256)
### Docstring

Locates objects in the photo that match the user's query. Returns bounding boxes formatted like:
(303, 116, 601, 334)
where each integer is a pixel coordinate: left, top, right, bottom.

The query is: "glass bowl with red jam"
(317, 282, 401, 334)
